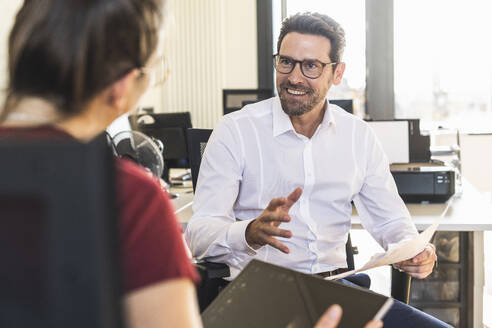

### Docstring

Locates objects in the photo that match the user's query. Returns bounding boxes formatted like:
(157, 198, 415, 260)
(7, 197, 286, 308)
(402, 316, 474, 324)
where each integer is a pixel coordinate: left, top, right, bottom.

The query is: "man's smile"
(286, 88, 308, 96)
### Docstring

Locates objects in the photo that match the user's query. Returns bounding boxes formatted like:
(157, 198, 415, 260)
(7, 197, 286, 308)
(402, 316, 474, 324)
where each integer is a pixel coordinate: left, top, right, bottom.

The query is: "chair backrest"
(186, 128, 213, 192)
(185, 128, 356, 271)
(0, 135, 123, 328)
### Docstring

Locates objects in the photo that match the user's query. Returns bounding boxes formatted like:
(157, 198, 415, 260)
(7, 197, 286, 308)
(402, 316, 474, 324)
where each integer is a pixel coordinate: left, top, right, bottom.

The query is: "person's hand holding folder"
(315, 305, 383, 328)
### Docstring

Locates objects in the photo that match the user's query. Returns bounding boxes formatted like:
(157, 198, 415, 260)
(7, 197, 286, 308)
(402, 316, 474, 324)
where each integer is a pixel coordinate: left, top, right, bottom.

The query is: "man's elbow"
(183, 225, 198, 256)
(184, 220, 213, 258)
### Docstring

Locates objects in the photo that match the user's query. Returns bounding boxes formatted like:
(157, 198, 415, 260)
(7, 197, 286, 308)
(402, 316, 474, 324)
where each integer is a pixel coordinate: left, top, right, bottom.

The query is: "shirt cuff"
(226, 218, 258, 257)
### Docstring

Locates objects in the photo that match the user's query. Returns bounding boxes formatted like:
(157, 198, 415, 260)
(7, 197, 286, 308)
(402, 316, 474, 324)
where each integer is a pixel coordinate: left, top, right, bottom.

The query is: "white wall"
(139, 0, 258, 128)
(222, 0, 258, 89)
(434, 133, 492, 193)
(0, 0, 258, 129)
(0, 0, 23, 107)
(460, 134, 492, 193)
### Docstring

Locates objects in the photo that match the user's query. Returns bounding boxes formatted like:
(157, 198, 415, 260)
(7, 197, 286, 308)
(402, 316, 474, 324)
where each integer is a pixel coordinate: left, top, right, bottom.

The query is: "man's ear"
(332, 62, 346, 86)
(106, 69, 139, 113)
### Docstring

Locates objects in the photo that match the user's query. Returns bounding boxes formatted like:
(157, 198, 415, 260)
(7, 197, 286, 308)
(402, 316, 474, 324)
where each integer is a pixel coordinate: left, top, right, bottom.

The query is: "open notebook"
(202, 260, 392, 328)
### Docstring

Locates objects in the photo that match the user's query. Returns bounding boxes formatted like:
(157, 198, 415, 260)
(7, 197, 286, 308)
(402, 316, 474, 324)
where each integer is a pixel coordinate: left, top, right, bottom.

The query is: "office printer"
(367, 119, 455, 203)
(390, 163, 455, 203)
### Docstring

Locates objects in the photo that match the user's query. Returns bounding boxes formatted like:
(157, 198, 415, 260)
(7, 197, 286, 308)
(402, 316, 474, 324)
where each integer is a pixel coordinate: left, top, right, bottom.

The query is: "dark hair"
(1, 0, 164, 122)
(277, 12, 345, 68)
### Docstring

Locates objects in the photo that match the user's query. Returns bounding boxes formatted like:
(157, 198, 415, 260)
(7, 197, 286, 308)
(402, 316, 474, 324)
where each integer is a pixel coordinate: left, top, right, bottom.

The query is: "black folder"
(202, 260, 392, 328)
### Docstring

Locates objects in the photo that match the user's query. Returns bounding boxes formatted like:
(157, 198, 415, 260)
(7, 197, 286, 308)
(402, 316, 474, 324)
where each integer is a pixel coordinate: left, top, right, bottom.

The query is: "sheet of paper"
(326, 197, 454, 281)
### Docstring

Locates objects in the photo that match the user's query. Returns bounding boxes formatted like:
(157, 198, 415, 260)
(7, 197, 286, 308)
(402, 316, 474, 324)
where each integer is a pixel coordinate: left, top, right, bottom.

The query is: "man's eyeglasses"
(272, 54, 337, 79)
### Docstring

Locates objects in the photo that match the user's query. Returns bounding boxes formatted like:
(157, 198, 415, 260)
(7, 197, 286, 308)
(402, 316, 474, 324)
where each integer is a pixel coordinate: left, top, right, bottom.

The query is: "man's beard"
(278, 82, 327, 117)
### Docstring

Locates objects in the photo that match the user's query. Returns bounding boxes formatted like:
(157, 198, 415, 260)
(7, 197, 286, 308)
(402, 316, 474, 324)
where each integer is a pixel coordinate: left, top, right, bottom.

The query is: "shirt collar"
(272, 97, 294, 137)
(321, 100, 336, 128)
(272, 97, 336, 137)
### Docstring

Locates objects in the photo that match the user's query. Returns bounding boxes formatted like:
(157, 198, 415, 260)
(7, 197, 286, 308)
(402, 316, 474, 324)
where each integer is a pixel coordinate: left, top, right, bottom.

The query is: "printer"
(367, 119, 456, 203)
(390, 163, 455, 203)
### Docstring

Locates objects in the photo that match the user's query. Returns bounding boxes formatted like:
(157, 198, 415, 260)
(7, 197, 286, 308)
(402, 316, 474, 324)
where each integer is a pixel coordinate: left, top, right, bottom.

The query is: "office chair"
(187, 128, 377, 311)
(0, 136, 123, 328)
(186, 128, 231, 311)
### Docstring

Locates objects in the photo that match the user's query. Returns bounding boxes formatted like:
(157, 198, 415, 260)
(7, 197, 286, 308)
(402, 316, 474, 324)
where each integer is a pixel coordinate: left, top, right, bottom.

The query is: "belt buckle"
(318, 269, 337, 278)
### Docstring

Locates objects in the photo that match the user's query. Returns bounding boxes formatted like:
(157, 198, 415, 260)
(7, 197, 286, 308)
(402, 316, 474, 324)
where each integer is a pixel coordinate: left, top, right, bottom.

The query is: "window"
(394, 0, 492, 131)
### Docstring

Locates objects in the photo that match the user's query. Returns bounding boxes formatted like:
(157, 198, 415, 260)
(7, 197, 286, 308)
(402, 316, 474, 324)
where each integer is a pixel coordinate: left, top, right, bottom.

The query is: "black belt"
(316, 268, 349, 278)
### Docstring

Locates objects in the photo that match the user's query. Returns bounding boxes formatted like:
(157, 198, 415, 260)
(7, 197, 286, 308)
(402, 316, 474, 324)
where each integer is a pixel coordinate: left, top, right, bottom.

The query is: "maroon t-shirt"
(0, 125, 199, 292)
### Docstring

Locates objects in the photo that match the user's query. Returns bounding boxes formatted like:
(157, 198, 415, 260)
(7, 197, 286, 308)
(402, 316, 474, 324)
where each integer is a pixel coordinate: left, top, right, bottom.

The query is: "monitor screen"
(223, 89, 273, 115)
(366, 120, 410, 164)
(131, 112, 192, 180)
(329, 99, 353, 114)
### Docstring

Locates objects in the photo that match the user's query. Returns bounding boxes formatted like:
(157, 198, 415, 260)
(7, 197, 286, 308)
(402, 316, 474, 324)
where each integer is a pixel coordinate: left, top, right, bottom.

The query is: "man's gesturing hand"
(245, 188, 302, 253)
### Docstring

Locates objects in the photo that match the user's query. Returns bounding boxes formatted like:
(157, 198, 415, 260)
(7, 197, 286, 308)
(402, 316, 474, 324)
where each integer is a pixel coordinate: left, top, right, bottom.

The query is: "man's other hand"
(314, 305, 383, 328)
(245, 187, 302, 253)
(394, 243, 437, 279)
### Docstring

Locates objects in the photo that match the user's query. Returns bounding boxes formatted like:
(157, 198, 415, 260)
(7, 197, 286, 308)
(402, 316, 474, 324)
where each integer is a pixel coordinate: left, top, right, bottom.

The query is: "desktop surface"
(173, 178, 492, 232)
(351, 179, 492, 231)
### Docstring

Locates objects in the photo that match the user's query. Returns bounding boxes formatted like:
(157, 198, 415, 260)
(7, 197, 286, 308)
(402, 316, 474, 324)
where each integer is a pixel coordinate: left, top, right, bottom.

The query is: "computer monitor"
(401, 119, 430, 163)
(366, 120, 410, 164)
(329, 99, 353, 114)
(0, 136, 123, 328)
(365, 119, 431, 164)
(130, 112, 192, 182)
(223, 89, 273, 115)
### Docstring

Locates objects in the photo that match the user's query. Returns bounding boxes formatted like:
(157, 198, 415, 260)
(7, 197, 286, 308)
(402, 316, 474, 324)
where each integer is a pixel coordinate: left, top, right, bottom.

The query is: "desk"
(172, 180, 492, 327)
(170, 188, 193, 231)
(352, 180, 492, 327)
(351, 180, 492, 231)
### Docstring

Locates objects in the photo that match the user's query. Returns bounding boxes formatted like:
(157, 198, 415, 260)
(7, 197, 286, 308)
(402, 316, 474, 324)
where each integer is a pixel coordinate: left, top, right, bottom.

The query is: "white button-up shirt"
(185, 97, 418, 279)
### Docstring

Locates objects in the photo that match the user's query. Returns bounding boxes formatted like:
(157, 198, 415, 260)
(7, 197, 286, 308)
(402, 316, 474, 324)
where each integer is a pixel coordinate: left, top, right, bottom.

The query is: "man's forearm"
(185, 217, 257, 266)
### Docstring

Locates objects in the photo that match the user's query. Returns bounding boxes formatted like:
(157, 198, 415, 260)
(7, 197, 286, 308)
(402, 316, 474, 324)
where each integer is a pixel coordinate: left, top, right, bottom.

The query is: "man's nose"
(287, 62, 305, 84)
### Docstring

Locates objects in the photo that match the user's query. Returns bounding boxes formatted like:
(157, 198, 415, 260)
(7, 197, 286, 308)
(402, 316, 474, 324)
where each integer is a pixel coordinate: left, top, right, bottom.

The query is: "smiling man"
(186, 12, 449, 328)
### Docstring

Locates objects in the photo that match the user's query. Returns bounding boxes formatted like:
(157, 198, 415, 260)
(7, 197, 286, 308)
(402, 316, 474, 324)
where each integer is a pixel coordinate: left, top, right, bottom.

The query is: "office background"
(2, 0, 491, 191)
(0, 0, 259, 129)
(1, 0, 491, 326)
